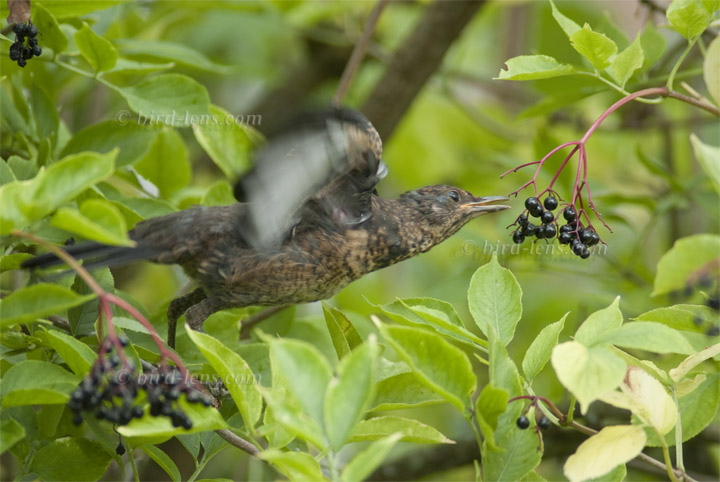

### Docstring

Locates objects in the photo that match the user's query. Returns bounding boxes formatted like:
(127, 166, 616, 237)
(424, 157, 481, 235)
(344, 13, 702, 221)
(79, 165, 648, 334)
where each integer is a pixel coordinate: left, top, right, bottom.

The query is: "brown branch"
(667, 91, 720, 117)
(216, 429, 261, 457)
(334, 0, 389, 106)
(362, 0, 487, 140)
(240, 305, 289, 339)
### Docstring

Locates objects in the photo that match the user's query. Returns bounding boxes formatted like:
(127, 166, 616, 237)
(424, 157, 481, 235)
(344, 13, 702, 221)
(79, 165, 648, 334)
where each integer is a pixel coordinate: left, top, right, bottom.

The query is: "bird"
(22, 107, 510, 348)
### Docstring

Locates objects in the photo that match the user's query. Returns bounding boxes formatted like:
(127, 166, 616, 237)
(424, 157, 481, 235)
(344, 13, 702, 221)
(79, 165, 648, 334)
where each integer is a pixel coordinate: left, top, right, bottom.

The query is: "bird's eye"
(448, 190, 460, 202)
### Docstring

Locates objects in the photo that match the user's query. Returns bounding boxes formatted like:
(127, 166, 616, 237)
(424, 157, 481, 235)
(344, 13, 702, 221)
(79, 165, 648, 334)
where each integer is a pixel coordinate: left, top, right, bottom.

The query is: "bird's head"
(400, 185, 510, 240)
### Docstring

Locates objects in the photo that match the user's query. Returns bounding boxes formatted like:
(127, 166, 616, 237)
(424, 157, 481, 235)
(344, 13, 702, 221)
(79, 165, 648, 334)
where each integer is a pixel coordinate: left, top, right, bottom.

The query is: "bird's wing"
(234, 107, 386, 248)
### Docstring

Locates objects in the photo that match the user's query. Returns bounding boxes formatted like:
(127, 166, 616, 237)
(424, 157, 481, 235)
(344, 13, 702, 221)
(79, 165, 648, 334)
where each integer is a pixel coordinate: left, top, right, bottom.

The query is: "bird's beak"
(463, 195, 511, 214)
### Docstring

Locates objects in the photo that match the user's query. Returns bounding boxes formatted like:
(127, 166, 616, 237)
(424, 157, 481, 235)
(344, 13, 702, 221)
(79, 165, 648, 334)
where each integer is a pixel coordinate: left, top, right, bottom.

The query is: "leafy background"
(1, 1, 719, 481)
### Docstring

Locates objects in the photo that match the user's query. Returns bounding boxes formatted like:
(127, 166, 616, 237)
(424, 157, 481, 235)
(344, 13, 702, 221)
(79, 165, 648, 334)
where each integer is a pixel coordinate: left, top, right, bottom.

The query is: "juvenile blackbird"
(23, 107, 509, 347)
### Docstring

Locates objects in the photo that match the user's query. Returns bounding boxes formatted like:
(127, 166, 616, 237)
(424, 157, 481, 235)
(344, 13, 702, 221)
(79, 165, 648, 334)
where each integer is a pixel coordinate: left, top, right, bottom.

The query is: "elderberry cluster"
(511, 195, 601, 259)
(9, 23, 41, 68)
(516, 415, 551, 430)
(67, 336, 212, 429)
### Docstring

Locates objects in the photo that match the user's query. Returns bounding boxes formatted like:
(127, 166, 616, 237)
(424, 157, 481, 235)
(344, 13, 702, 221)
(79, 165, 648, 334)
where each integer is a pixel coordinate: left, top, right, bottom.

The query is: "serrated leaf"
(74, 24, 118, 72)
(192, 104, 254, 178)
(350, 416, 453, 444)
(134, 128, 191, 197)
(575, 297, 623, 346)
(341, 433, 403, 482)
(322, 302, 363, 360)
(370, 372, 443, 411)
(611, 34, 644, 88)
(186, 330, 262, 429)
(669, 342, 720, 382)
(115, 74, 210, 127)
(51, 199, 132, 246)
(598, 321, 695, 354)
(141, 445, 181, 482)
(1, 360, 79, 407)
(468, 252, 523, 346)
(522, 313, 567, 381)
(61, 120, 158, 168)
(44, 329, 96, 375)
(0, 284, 95, 328)
(551, 341, 626, 413)
(667, 0, 711, 39)
(570, 24, 618, 71)
(33, 5, 68, 54)
(497, 55, 576, 81)
(475, 384, 508, 450)
(29, 437, 112, 482)
(564, 425, 646, 482)
(550, 0, 581, 37)
(260, 449, 325, 482)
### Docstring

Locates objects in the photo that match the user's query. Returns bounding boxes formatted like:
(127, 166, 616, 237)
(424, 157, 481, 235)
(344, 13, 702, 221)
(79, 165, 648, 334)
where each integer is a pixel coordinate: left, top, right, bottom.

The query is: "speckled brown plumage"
(22, 108, 509, 348)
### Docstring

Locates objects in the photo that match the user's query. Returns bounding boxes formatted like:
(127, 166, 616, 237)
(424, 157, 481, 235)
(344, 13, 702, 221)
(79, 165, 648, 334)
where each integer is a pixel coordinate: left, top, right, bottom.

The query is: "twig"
(240, 305, 289, 339)
(216, 429, 261, 457)
(333, 0, 389, 106)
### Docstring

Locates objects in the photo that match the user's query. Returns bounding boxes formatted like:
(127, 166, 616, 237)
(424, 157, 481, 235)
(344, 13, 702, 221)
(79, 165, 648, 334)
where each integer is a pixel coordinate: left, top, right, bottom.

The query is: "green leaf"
(37, 1, 122, 18)
(522, 313, 567, 381)
(1, 360, 79, 407)
(496, 55, 576, 81)
(192, 104, 254, 178)
(68, 268, 114, 336)
(106, 59, 176, 76)
(33, 4, 68, 53)
(0, 283, 95, 328)
(322, 302, 363, 360)
(563, 425, 646, 482)
(570, 24, 618, 71)
(118, 398, 227, 438)
(187, 330, 262, 429)
(259, 386, 326, 449)
(51, 199, 132, 246)
(475, 384, 509, 450)
(690, 134, 720, 194)
(598, 321, 695, 354)
(265, 336, 332, 428)
(378, 324, 476, 412)
(260, 449, 325, 482)
(325, 339, 377, 449)
(611, 34, 644, 88)
(704, 35, 720, 105)
(551, 341, 626, 413)
(468, 252, 523, 346)
(667, 0, 711, 39)
(29, 436, 112, 482)
(0, 253, 32, 272)
(635, 304, 715, 334)
(74, 24, 118, 72)
(350, 416, 453, 444)
(653, 234, 720, 296)
(0, 418, 25, 454)
(200, 180, 236, 207)
(141, 445, 181, 482)
(134, 128, 191, 197)
(116, 74, 210, 127)
(341, 433, 403, 482)
(639, 22, 667, 71)
(669, 342, 720, 382)
(61, 120, 158, 168)
(489, 335, 523, 397)
(28, 150, 117, 222)
(375, 297, 484, 347)
(483, 407, 542, 481)
(549, 0, 581, 37)
(44, 329, 96, 375)
(646, 373, 720, 446)
(371, 372, 443, 411)
(31, 83, 60, 141)
(574, 296, 623, 346)
(115, 39, 236, 73)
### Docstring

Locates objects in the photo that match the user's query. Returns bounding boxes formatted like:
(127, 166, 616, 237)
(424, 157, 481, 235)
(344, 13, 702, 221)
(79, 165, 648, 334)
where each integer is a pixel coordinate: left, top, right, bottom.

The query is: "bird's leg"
(184, 297, 228, 333)
(167, 287, 207, 348)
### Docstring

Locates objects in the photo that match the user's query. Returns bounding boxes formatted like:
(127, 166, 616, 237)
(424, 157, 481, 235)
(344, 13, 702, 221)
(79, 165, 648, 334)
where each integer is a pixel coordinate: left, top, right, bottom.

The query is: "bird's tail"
(21, 241, 159, 272)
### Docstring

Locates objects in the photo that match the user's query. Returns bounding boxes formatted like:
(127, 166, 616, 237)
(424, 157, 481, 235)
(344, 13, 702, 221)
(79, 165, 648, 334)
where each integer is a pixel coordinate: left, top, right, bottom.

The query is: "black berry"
(563, 206, 577, 222)
(543, 196, 558, 211)
(524, 197, 540, 211)
(516, 415, 530, 429)
(579, 246, 591, 259)
(529, 205, 543, 218)
(588, 232, 600, 246)
(572, 242, 586, 256)
(512, 231, 525, 244)
(517, 214, 528, 227)
(580, 229, 594, 245)
(707, 297, 720, 311)
(558, 232, 572, 245)
(540, 211, 554, 225)
(543, 224, 556, 239)
(116, 442, 126, 455)
(538, 416, 551, 430)
(707, 326, 720, 336)
(522, 223, 537, 237)
(559, 224, 573, 234)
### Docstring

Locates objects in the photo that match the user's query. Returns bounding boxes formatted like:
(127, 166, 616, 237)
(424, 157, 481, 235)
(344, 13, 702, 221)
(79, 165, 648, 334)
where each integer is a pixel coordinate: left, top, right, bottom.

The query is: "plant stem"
(662, 442, 679, 482)
(566, 397, 576, 425)
(667, 39, 697, 91)
(672, 388, 684, 471)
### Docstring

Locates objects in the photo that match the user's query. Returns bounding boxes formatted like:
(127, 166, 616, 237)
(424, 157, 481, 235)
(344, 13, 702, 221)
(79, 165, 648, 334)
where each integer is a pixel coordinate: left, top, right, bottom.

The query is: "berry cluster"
(9, 23, 41, 67)
(511, 195, 601, 259)
(516, 414, 551, 431)
(68, 336, 211, 429)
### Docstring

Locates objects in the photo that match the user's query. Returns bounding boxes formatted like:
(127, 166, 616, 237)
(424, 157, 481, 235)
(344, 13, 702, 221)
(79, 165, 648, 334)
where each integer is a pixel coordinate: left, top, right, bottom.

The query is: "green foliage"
(1, 1, 718, 481)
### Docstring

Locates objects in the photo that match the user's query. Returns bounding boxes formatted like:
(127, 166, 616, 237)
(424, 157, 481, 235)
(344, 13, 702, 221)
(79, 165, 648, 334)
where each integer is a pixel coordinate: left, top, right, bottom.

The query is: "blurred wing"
(234, 107, 386, 248)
